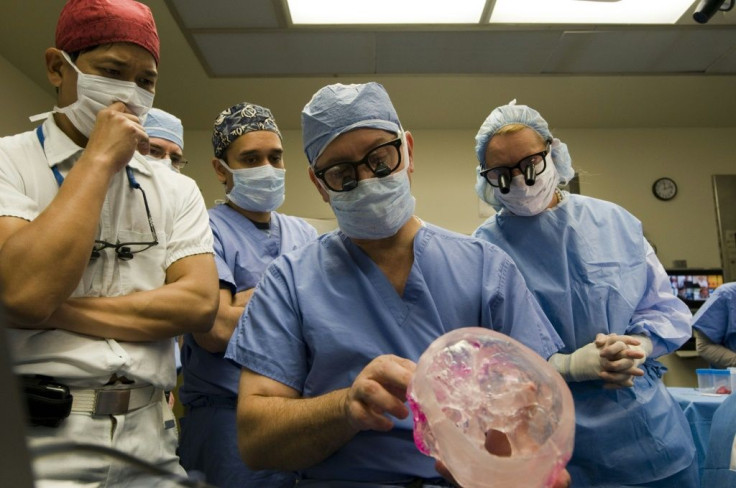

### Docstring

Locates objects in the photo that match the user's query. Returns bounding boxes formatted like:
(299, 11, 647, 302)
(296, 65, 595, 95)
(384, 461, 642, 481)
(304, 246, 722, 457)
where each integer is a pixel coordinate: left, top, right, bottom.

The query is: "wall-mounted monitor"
(666, 269, 724, 310)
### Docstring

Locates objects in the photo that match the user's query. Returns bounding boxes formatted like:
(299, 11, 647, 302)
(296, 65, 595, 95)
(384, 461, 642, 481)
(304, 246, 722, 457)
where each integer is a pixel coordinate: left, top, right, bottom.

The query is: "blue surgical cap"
(474, 100, 574, 184)
(212, 102, 281, 159)
(144, 108, 184, 149)
(301, 82, 402, 165)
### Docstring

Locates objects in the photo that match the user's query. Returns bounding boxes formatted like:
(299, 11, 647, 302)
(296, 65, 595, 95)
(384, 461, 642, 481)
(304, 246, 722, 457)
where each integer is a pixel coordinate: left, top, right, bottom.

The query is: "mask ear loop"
(217, 159, 233, 172)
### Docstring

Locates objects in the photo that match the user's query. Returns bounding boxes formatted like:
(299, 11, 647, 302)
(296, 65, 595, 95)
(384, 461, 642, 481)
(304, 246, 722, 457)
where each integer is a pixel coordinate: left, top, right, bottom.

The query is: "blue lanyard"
(35, 124, 139, 189)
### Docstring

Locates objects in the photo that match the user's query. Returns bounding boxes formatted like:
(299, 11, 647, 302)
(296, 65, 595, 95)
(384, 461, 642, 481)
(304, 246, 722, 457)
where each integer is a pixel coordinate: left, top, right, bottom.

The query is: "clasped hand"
(554, 333, 650, 387)
(594, 333, 648, 388)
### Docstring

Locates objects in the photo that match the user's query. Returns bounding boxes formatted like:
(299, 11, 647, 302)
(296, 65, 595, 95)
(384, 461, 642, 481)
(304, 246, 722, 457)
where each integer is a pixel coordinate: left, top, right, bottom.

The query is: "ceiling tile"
(193, 32, 376, 76)
(708, 46, 736, 73)
(375, 31, 562, 74)
(170, 0, 281, 29)
(543, 29, 736, 74)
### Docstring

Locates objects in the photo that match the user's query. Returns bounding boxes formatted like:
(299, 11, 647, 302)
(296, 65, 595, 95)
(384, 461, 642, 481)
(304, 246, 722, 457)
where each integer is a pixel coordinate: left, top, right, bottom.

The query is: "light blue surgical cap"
(474, 100, 574, 183)
(301, 82, 402, 165)
(143, 108, 184, 149)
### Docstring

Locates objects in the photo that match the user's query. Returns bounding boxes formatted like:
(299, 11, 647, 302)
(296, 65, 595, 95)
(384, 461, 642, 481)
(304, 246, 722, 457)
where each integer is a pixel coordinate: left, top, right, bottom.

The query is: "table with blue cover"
(668, 387, 729, 481)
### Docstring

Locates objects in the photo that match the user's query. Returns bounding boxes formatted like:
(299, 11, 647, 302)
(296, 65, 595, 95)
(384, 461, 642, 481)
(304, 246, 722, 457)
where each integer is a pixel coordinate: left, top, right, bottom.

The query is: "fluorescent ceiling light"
(288, 0, 486, 24)
(490, 0, 696, 24)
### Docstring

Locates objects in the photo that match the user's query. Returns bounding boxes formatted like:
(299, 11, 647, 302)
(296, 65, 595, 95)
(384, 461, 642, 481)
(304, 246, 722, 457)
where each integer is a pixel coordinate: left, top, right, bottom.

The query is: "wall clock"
(652, 177, 677, 201)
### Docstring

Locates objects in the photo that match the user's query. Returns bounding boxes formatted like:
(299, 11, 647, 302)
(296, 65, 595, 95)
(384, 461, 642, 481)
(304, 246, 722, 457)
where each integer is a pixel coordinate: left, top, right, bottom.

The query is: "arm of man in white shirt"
(7, 253, 218, 341)
(0, 104, 149, 325)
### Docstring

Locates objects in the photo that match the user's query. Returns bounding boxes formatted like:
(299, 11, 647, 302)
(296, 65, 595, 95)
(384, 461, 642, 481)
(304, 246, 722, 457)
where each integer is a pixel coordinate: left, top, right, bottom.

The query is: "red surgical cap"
(55, 0, 160, 64)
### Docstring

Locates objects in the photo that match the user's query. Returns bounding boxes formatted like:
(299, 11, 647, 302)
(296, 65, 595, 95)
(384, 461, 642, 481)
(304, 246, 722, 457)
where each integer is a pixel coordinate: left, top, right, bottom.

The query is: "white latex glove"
(548, 334, 653, 385)
(596, 334, 652, 387)
(548, 341, 603, 382)
(625, 334, 652, 367)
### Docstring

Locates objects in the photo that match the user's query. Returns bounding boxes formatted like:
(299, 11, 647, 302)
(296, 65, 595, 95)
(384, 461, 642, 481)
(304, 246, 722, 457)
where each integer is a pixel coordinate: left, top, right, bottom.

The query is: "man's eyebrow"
(237, 148, 283, 157)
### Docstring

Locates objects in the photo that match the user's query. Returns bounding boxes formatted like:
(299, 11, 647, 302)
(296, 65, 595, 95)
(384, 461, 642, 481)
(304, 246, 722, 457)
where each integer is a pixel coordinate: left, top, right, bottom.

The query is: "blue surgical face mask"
(219, 160, 286, 212)
(326, 159, 415, 240)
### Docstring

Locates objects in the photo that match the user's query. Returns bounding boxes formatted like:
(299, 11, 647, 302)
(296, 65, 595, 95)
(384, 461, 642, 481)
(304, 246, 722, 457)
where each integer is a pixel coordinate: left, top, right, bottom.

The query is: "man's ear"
(404, 130, 415, 175)
(212, 158, 228, 185)
(308, 167, 330, 203)
(45, 48, 67, 89)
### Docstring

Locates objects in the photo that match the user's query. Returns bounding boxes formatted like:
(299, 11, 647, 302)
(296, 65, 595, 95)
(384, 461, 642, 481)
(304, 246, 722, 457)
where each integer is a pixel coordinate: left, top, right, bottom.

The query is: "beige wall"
(0, 54, 54, 136)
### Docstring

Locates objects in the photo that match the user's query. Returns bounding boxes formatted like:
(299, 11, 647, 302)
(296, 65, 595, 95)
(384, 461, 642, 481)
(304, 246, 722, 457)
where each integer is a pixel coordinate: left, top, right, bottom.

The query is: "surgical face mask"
(494, 162, 559, 216)
(144, 155, 177, 172)
(53, 51, 154, 138)
(326, 162, 415, 240)
(474, 165, 501, 211)
(220, 161, 286, 212)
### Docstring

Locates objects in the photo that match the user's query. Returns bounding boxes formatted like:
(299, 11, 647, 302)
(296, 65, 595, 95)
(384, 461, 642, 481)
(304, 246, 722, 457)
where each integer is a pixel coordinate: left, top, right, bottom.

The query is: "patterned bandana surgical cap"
(212, 102, 281, 159)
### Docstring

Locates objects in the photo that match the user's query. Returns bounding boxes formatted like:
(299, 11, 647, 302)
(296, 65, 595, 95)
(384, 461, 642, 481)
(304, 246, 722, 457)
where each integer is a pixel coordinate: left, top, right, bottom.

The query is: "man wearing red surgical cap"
(0, 0, 219, 485)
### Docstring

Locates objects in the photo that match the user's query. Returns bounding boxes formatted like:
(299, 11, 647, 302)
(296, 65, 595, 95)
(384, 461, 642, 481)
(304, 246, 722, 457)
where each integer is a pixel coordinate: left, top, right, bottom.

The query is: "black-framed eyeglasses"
(91, 168, 159, 261)
(480, 143, 550, 194)
(314, 138, 403, 192)
(149, 144, 188, 170)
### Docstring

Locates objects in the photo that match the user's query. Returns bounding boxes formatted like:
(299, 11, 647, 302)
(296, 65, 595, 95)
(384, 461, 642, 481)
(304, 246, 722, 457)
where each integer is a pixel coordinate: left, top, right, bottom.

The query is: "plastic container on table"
(696, 368, 732, 394)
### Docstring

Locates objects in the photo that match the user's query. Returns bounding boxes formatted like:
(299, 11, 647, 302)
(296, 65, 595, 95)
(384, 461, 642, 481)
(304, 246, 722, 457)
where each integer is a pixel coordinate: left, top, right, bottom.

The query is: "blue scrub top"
(692, 282, 736, 352)
(225, 223, 563, 483)
(179, 205, 317, 405)
(473, 193, 696, 485)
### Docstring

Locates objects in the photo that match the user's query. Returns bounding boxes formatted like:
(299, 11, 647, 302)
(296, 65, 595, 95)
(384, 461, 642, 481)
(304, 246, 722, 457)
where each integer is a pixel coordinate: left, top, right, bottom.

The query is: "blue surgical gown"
(692, 282, 736, 353)
(178, 204, 317, 488)
(473, 193, 697, 487)
(225, 222, 563, 483)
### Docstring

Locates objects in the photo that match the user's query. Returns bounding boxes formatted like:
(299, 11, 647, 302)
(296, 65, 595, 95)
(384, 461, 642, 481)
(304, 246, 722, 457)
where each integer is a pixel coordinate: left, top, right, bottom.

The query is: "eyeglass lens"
(149, 145, 187, 168)
(319, 139, 402, 192)
(483, 151, 547, 188)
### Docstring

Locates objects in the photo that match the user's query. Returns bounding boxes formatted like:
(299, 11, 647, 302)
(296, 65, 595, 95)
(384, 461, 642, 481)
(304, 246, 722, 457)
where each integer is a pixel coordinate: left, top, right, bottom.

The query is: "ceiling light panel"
(490, 0, 697, 24)
(288, 0, 486, 24)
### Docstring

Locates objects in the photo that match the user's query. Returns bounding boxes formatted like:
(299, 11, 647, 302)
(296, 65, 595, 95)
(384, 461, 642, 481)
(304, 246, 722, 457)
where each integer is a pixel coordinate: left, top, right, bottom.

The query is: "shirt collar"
(41, 117, 83, 168)
(41, 116, 151, 177)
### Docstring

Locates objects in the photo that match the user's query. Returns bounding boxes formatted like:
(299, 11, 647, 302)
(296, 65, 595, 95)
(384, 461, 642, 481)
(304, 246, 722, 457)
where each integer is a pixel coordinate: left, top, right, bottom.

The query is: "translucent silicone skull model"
(408, 327, 574, 488)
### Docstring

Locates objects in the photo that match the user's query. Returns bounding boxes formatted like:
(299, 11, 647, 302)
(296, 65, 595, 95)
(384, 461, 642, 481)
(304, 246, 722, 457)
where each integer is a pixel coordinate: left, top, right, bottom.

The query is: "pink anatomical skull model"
(408, 327, 574, 488)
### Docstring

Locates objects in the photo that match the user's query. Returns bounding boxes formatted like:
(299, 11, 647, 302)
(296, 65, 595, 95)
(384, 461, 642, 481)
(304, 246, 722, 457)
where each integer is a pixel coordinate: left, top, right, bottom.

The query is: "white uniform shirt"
(0, 117, 214, 389)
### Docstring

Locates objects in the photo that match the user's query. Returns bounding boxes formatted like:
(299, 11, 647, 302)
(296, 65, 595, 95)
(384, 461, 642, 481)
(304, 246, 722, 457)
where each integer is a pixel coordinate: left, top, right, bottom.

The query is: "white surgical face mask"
(474, 165, 501, 211)
(52, 51, 154, 138)
(145, 155, 177, 172)
(327, 161, 415, 240)
(494, 163, 559, 216)
(220, 161, 286, 212)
